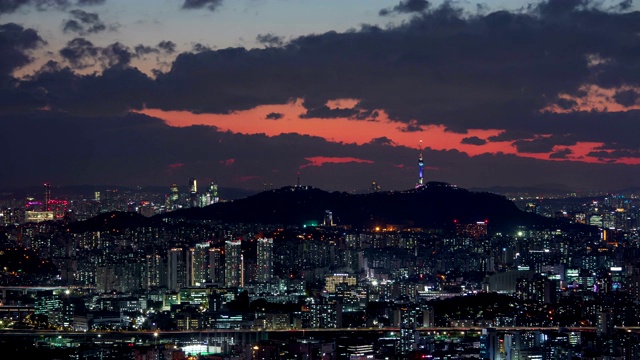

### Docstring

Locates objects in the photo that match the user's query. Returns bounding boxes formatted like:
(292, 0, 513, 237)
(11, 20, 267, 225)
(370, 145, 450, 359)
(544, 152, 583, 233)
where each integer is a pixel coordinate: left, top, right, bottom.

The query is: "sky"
(1, 0, 640, 194)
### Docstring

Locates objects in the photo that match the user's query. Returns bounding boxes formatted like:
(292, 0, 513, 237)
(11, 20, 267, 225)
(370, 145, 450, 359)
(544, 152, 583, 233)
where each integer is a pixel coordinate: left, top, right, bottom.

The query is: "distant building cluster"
(1, 178, 640, 358)
(0, 178, 220, 225)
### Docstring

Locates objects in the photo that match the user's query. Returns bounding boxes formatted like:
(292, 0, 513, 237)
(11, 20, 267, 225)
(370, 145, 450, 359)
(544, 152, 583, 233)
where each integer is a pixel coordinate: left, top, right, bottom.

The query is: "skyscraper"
(416, 140, 424, 189)
(207, 181, 219, 205)
(168, 247, 187, 291)
(188, 178, 197, 208)
(43, 182, 51, 211)
(225, 239, 242, 288)
(256, 238, 273, 283)
(169, 183, 179, 209)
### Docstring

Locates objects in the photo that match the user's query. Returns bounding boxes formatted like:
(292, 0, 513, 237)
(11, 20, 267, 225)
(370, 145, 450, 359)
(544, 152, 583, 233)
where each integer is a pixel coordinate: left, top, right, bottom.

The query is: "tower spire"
(416, 140, 424, 189)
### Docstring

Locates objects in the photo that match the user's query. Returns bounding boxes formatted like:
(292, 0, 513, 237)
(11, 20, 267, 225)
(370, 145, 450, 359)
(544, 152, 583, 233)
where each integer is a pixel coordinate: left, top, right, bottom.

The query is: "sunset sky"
(2, 0, 640, 193)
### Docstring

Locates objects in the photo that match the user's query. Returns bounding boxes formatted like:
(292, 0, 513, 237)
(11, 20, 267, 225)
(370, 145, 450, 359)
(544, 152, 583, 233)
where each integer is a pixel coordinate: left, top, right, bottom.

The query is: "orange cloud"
(138, 97, 639, 165)
(301, 156, 374, 169)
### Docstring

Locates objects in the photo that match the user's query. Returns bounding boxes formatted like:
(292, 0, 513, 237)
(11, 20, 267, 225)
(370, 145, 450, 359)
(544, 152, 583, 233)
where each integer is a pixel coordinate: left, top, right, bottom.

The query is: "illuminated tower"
(207, 181, 219, 205)
(225, 239, 242, 288)
(256, 238, 273, 283)
(169, 183, 179, 209)
(416, 140, 424, 189)
(188, 178, 197, 208)
(43, 182, 51, 211)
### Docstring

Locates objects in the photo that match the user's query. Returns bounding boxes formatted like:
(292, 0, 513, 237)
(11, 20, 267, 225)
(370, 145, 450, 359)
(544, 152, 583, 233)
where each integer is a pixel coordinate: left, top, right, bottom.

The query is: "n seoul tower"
(416, 140, 424, 189)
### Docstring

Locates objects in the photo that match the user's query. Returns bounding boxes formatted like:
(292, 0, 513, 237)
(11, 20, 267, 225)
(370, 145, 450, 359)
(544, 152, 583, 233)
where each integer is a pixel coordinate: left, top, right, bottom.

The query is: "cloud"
(8, 0, 640, 161)
(157, 40, 176, 54)
(59, 37, 100, 68)
(191, 43, 210, 53)
(397, 119, 423, 132)
(256, 33, 284, 48)
(300, 156, 374, 169)
(513, 134, 578, 154)
(135, 41, 176, 57)
(77, 0, 105, 5)
(59, 37, 133, 69)
(380, 0, 431, 16)
(62, 9, 110, 35)
(368, 137, 395, 146)
(534, 0, 590, 17)
(586, 149, 640, 160)
(613, 89, 640, 107)
(23, 60, 152, 115)
(2, 112, 639, 192)
(487, 131, 536, 142)
(549, 148, 572, 159)
(265, 112, 283, 120)
(101, 42, 132, 68)
(555, 97, 578, 110)
(0, 23, 45, 79)
(461, 136, 487, 146)
(182, 0, 222, 11)
(0, 0, 71, 14)
(299, 98, 361, 119)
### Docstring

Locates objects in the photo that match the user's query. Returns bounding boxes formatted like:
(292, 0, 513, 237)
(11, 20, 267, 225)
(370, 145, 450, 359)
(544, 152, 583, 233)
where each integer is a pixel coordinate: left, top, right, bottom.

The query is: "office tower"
(188, 178, 197, 208)
(416, 140, 424, 189)
(168, 247, 187, 291)
(43, 182, 51, 211)
(104, 189, 118, 212)
(207, 181, 219, 205)
(225, 240, 242, 288)
(209, 247, 223, 285)
(169, 183, 179, 209)
(256, 238, 274, 283)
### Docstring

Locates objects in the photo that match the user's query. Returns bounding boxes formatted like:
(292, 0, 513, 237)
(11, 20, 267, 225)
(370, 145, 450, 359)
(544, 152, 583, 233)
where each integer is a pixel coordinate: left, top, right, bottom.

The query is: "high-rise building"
(209, 247, 224, 285)
(480, 328, 500, 360)
(189, 243, 210, 287)
(310, 300, 342, 328)
(225, 240, 242, 288)
(168, 248, 187, 291)
(325, 274, 357, 293)
(188, 178, 198, 208)
(207, 181, 219, 205)
(256, 238, 273, 283)
(422, 305, 435, 327)
(43, 182, 51, 211)
(169, 183, 179, 209)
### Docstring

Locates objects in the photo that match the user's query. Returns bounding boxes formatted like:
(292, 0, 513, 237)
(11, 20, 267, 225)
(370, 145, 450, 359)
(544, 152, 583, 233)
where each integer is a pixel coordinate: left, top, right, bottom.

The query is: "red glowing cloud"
(165, 163, 184, 171)
(221, 158, 236, 166)
(301, 156, 374, 169)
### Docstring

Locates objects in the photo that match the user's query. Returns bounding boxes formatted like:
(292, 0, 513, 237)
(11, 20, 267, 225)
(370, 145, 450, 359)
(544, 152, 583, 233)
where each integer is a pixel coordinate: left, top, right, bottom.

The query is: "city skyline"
(2, 0, 640, 192)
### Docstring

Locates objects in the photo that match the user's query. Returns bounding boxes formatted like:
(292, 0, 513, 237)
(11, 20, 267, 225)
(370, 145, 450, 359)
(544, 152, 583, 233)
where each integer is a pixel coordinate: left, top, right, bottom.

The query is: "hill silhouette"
(157, 182, 595, 235)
